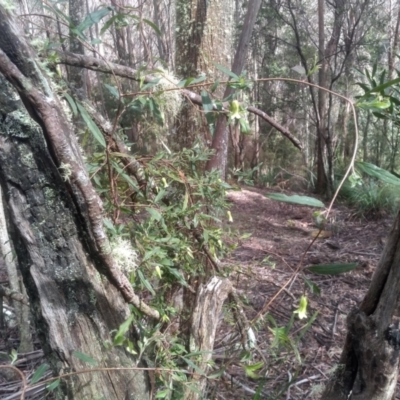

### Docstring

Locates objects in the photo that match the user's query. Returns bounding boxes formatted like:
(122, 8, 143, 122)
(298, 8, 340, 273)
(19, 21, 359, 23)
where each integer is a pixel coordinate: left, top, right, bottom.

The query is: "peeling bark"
(184, 277, 232, 400)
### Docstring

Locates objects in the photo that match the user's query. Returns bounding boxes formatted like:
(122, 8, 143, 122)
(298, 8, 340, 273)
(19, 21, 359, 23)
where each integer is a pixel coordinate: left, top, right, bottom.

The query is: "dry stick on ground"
(0, 365, 27, 400)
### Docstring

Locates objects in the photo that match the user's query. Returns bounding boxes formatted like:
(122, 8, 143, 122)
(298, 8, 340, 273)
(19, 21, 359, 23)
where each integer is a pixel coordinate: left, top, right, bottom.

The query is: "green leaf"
(73, 351, 98, 366)
(356, 98, 391, 110)
(62, 92, 77, 116)
(142, 19, 162, 36)
(364, 76, 400, 95)
(201, 90, 214, 113)
(155, 389, 169, 398)
(111, 161, 139, 191)
(189, 75, 207, 85)
(306, 263, 358, 275)
(244, 361, 264, 379)
(47, 379, 60, 391)
(210, 79, 220, 93)
(181, 356, 206, 376)
(31, 364, 49, 384)
(77, 7, 113, 33)
(76, 102, 106, 148)
(104, 84, 120, 99)
(356, 162, 400, 186)
(266, 193, 325, 208)
(207, 367, 225, 379)
(201, 90, 215, 125)
(114, 315, 134, 345)
(146, 207, 162, 221)
(100, 14, 120, 35)
(165, 266, 187, 286)
(303, 276, 320, 295)
(137, 269, 156, 295)
(103, 218, 116, 233)
(213, 62, 239, 79)
(141, 77, 161, 91)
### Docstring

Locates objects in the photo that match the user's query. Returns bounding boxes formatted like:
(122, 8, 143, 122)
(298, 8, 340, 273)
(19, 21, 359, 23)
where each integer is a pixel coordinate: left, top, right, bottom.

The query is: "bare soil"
(213, 185, 396, 399)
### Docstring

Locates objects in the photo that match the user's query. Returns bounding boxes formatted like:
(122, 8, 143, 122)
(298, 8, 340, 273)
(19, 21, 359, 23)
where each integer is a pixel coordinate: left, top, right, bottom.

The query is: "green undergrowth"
(337, 176, 400, 219)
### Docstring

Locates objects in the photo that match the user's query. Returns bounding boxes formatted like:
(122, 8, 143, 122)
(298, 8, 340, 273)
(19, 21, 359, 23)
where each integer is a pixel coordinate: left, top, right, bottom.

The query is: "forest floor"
(212, 184, 397, 399)
(0, 184, 397, 400)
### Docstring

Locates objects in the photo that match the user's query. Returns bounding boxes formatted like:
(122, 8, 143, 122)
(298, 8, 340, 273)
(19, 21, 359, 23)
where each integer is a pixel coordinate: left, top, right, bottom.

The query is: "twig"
(332, 306, 339, 338)
(0, 365, 27, 400)
(222, 370, 269, 396)
(0, 285, 29, 306)
(289, 374, 321, 387)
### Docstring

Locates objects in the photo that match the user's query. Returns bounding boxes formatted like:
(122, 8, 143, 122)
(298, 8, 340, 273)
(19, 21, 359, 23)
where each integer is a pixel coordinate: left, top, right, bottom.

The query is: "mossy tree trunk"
(0, 6, 150, 399)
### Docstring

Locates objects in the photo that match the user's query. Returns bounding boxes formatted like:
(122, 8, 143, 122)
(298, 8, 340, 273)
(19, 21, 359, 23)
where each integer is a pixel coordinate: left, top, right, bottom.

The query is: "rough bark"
(0, 6, 151, 399)
(0, 5, 158, 320)
(68, 0, 87, 97)
(0, 184, 32, 352)
(0, 76, 150, 399)
(184, 277, 232, 400)
(322, 209, 400, 399)
(175, 0, 234, 150)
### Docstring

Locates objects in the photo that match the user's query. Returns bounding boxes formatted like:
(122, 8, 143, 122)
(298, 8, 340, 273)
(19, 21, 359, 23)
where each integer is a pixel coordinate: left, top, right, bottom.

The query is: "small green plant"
(338, 177, 399, 218)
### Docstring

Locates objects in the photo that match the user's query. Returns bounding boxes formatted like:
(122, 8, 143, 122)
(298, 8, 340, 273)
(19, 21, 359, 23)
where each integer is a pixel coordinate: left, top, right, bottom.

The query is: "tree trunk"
(0, 184, 32, 353)
(205, 0, 262, 177)
(322, 208, 400, 399)
(175, 0, 234, 150)
(0, 6, 150, 399)
(184, 277, 232, 400)
(68, 0, 87, 97)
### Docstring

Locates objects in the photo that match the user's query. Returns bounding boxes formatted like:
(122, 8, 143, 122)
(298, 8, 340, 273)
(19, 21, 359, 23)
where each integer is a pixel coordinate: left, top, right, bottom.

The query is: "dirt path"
(215, 185, 394, 399)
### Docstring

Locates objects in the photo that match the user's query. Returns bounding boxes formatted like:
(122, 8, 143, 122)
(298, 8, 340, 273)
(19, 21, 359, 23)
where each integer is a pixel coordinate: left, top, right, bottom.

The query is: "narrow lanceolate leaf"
(213, 62, 239, 79)
(114, 314, 134, 345)
(306, 263, 358, 275)
(363, 76, 400, 95)
(47, 379, 60, 391)
(356, 162, 400, 186)
(266, 193, 325, 208)
(201, 90, 215, 125)
(142, 19, 162, 36)
(77, 6, 113, 33)
(31, 364, 49, 384)
(73, 351, 98, 366)
(103, 83, 120, 99)
(76, 102, 106, 148)
(62, 92, 77, 116)
(201, 90, 214, 113)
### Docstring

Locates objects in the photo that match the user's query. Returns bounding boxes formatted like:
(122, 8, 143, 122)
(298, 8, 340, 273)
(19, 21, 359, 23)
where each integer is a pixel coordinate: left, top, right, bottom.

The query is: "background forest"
(1, 0, 400, 399)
